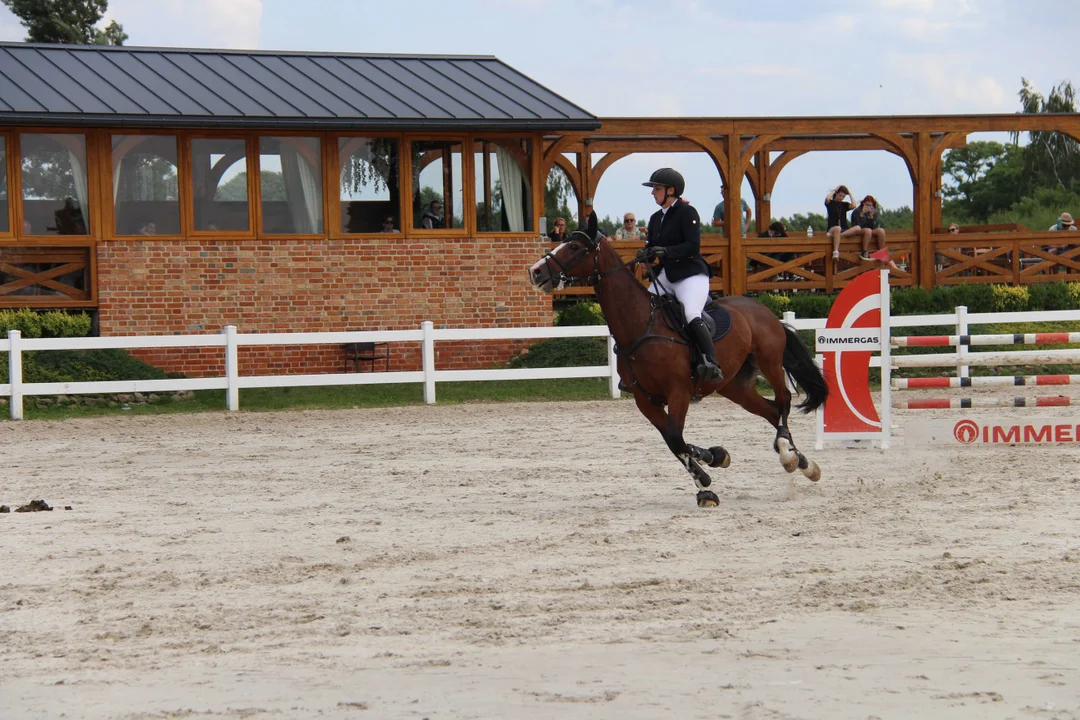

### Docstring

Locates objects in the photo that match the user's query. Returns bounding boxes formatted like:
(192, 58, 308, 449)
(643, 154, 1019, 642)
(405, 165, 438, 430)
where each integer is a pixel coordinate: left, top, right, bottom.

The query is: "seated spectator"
(421, 200, 445, 229)
(614, 213, 644, 241)
(824, 185, 856, 260)
(759, 221, 791, 264)
(758, 221, 788, 238)
(380, 215, 398, 233)
(852, 195, 900, 271)
(139, 221, 157, 235)
(548, 217, 567, 243)
(1049, 212, 1077, 232)
(712, 196, 751, 237)
(948, 223, 960, 234)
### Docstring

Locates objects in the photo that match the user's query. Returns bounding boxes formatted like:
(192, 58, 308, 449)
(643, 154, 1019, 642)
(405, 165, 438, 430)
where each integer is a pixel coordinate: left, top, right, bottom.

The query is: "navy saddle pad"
(704, 304, 732, 341)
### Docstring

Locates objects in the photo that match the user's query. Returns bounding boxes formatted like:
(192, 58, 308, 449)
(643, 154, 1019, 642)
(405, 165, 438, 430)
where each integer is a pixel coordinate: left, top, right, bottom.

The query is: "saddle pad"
(707, 305, 732, 342)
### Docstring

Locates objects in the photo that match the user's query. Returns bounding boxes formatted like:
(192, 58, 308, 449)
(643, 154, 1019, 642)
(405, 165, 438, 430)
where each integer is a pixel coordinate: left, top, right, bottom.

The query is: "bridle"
(537, 230, 638, 289)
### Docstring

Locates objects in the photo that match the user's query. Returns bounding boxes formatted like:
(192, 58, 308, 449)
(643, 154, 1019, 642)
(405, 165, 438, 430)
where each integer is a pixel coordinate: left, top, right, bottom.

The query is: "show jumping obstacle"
(814, 268, 1080, 448)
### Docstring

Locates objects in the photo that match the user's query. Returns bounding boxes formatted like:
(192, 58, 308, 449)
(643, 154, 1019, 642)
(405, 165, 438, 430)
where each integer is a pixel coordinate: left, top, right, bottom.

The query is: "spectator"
(712, 196, 751, 237)
(421, 200, 445, 229)
(548, 217, 568, 243)
(948, 223, 960, 234)
(139, 221, 157, 235)
(614, 213, 644, 241)
(824, 185, 855, 260)
(380, 215, 398, 233)
(759, 221, 791, 264)
(852, 195, 901, 271)
(1049, 212, 1077, 232)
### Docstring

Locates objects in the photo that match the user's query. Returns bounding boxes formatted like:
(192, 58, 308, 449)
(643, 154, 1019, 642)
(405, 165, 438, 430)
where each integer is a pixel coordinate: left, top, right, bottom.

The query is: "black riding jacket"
(644, 198, 711, 282)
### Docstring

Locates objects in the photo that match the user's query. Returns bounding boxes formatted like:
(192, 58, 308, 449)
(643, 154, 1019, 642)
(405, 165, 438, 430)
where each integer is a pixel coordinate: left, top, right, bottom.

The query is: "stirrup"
(697, 360, 723, 382)
(618, 380, 632, 394)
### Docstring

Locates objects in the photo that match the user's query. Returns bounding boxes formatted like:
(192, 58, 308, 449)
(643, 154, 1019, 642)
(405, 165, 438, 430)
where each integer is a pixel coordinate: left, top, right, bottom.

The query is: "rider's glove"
(636, 246, 666, 263)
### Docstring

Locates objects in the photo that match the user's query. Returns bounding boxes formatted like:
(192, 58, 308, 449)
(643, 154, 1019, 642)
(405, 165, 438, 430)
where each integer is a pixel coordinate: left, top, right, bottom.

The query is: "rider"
(638, 168, 723, 383)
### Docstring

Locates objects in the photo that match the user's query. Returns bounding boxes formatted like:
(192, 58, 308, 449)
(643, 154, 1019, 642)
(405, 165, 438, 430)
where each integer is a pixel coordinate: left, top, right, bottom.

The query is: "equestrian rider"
(638, 168, 724, 383)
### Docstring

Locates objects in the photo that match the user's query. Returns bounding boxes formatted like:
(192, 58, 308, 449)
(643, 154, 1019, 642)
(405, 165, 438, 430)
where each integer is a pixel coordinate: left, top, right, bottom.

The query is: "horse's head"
(529, 211, 601, 292)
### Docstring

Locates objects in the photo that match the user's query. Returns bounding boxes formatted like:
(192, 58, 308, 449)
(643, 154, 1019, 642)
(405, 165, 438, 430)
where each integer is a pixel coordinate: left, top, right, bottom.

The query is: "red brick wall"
(96, 237, 556, 376)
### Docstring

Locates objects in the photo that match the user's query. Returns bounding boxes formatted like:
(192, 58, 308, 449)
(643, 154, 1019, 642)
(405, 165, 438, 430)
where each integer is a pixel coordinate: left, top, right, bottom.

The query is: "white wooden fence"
(3, 307, 1079, 420)
(0, 322, 619, 420)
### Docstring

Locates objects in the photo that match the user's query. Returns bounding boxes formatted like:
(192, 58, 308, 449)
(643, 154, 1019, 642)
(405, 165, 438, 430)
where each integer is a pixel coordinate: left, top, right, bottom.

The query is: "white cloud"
(897, 16, 950, 40)
(697, 64, 805, 78)
(113, 0, 263, 49)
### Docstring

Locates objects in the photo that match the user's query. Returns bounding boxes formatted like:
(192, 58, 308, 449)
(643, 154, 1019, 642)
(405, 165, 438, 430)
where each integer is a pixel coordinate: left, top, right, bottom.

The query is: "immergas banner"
(907, 418, 1080, 445)
(816, 328, 882, 351)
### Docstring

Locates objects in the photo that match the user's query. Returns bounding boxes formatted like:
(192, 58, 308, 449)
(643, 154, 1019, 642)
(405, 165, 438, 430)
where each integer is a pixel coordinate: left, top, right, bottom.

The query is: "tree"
(544, 167, 575, 234)
(1013, 78, 1080, 192)
(2, 0, 127, 45)
(941, 141, 1027, 223)
(215, 171, 284, 202)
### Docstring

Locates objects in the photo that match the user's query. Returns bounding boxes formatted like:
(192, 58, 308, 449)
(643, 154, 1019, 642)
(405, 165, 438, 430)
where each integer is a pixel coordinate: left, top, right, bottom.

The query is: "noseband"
(538, 231, 602, 288)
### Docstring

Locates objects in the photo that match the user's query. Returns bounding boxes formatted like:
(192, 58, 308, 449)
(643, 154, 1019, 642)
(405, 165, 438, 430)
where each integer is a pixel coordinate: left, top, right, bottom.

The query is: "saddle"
(655, 293, 732, 375)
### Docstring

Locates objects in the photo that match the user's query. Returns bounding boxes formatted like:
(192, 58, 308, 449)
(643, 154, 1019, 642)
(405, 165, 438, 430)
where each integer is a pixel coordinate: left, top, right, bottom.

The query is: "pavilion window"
(191, 138, 250, 232)
(0, 136, 8, 234)
(19, 133, 89, 236)
(339, 137, 400, 234)
(259, 137, 323, 235)
(111, 135, 181, 236)
(474, 138, 532, 233)
(410, 140, 464, 231)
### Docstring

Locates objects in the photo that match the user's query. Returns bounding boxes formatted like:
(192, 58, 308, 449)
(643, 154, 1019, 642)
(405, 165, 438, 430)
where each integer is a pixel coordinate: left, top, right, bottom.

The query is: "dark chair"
(344, 342, 390, 373)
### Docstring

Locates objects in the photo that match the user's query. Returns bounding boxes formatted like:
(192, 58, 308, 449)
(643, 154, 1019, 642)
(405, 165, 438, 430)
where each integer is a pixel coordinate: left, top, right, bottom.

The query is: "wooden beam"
(597, 114, 1080, 136)
(551, 155, 583, 209)
(590, 152, 628, 189)
(914, 132, 934, 289)
(766, 151, 806, 196)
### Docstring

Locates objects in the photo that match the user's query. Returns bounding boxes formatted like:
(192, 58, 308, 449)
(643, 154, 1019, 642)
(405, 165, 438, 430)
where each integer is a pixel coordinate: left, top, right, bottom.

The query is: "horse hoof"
(777, 438, 798, 473)
(708, 446, 730, 469)
(801, 459, 822, 482)
(696, 490, 720, 508)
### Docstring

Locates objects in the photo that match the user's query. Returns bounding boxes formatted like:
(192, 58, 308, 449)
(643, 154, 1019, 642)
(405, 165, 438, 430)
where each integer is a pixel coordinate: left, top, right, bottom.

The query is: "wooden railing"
(554, 228, 1080, 297)
(0, 246, 94, 307)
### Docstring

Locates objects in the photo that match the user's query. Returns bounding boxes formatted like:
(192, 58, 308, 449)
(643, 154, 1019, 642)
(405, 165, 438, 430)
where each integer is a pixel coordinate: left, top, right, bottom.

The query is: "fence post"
(8, 329, 22, 420)
(422, 321, 436, 404)
(607, 335, 620, 398)
(955, 305, 969, 380)
(223, 325, 239, 412)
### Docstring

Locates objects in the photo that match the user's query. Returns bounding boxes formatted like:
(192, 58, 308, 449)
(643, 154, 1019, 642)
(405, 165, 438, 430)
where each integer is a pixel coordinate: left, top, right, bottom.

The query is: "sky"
(0, 0, 1077, 223)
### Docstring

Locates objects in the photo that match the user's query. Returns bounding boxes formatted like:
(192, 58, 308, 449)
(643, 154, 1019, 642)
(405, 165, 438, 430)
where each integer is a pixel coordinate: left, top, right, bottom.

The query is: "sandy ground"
(2, 396, 1080, 720)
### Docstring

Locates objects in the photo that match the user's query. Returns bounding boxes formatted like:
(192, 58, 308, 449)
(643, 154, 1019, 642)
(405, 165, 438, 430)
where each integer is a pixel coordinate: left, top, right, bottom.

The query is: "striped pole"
(892, 375, 1080, 389)
(892, 332, 1080, 348)
(894, 396, 1076, 409)
(891, 349, 1080, 368)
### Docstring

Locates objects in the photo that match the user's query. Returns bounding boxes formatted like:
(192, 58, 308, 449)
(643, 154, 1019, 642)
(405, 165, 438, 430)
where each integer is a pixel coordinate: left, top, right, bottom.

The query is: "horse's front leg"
(633, 390, 718, 507)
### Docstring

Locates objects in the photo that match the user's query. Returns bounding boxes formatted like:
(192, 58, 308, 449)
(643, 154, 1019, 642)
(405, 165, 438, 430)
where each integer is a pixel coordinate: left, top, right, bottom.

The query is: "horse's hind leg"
(756, 354, 821, 483)
(632, 391, 719, 507)
(720, 361, 821, 482)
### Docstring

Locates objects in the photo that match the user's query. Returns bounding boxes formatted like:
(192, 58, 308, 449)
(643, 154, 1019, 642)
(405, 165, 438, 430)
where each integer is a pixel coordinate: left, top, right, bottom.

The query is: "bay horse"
(528, 215, 828, 508)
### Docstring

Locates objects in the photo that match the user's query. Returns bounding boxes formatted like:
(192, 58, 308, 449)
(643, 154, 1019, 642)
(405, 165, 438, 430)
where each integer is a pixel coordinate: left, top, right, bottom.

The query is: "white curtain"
(67, 149, 90, 229)
(280, 144, 322, 234)
(495, 146, 525, 232)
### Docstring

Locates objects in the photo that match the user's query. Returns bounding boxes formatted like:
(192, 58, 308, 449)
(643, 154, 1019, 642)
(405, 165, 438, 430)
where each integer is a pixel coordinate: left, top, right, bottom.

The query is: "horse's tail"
(781, 324, 828, 413)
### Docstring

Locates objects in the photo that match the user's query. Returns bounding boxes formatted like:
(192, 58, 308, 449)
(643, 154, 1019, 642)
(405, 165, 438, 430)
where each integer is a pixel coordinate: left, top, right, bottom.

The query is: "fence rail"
(5, 304, 1080, 420)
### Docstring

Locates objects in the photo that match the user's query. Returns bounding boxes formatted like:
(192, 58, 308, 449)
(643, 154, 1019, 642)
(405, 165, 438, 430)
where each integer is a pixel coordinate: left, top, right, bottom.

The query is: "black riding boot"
(688, 317, 723, 382)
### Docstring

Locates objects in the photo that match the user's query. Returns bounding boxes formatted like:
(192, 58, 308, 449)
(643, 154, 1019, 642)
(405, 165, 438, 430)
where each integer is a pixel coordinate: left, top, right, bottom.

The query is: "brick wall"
(96, 237, 557, 376)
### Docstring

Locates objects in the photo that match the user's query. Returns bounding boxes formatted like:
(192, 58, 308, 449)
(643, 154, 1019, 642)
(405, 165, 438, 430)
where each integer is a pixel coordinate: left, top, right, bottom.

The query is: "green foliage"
(217, 171, 284, 201)
(1015, 79, 1080, 192)
(0, 348, 173, 384)
(877, 205, 913, 229)
(2, 0, 127, 45)
(0, 309, 90, 338)
(755, 293, 790, 317)
(942, 141, 1028, 223)
(787, 293, 835, 319)
(545, 167, 575, 234)
(556, 301, 606, 326)
(505, 337, 606, 369)
(775, 212, 829, 233)
(989, 285, 1029, 313)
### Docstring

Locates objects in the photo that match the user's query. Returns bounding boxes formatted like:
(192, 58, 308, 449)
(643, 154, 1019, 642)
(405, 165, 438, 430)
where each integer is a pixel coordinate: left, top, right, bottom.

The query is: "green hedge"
(0, 309, 92, 338)
(748, 281, 1080, 318)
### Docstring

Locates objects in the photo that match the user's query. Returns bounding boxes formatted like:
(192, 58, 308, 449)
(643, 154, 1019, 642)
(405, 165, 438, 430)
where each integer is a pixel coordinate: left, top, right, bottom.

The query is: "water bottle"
(807, 226, 814, 237)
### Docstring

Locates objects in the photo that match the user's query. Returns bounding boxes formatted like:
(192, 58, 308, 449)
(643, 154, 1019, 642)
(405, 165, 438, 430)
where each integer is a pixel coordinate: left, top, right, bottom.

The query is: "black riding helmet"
(642, 167, 685, 198)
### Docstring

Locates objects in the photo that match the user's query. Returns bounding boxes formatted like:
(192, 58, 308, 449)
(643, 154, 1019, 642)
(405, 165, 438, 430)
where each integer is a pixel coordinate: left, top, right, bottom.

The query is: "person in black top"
(825, 185, 858, 260)
(548, 217, 568, 243)
(850, 195, 900, 269)
(638, 167, 723, 382)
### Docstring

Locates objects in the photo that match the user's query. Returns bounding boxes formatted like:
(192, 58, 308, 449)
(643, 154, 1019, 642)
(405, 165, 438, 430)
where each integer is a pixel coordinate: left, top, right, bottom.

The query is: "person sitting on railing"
(825, 185, 856, 261)
(851, 196, 902, 271)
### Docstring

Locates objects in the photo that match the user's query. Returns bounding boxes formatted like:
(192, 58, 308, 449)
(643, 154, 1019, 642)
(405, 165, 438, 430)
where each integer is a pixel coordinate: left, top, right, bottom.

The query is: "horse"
(528, 215, 829, 508)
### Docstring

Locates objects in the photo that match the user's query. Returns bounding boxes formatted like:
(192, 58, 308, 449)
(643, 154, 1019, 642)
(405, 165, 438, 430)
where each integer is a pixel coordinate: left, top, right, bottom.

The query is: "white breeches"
(648, 269, 710, 325)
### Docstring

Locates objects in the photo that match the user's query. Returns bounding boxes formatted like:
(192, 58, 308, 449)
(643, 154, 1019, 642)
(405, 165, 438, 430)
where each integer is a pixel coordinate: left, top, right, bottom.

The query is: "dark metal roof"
(0, 43, 599, 131)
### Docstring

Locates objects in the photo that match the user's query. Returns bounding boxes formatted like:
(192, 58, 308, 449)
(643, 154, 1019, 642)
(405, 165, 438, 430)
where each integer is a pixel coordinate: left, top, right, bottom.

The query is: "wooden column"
(753, 150, 770, 234)
(725, 133, 744, 296)
(914, 132, 934, 289)
(578, 146, 592, 222)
